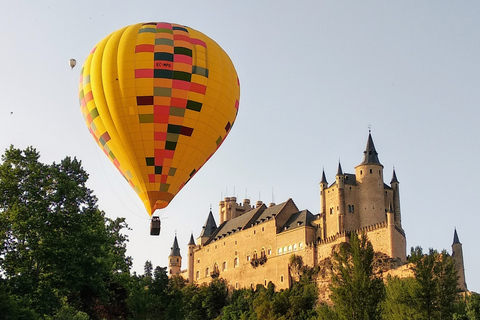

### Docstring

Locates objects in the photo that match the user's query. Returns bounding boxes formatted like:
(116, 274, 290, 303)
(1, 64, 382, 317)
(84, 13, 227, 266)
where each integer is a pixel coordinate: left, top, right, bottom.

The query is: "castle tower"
(452, 229, 467, 291)
(198, 210, 217, 245)
(319, 169, 328, 239)
(168, 235, 182, 277)
(390, 169, 402, 228)
(336, 161, 346, 232)
(354, 132, 386, 227)
(219, 197, 253, 224)
(187, 233, 196, 282)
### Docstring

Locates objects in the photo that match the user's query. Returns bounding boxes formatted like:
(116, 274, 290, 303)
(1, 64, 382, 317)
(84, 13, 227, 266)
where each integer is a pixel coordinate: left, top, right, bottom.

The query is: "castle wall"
(192, 218, 316, 290)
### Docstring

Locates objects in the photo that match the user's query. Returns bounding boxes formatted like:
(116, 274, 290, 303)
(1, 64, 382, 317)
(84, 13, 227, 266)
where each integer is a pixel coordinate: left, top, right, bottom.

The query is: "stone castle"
(167, 133, 467, 292)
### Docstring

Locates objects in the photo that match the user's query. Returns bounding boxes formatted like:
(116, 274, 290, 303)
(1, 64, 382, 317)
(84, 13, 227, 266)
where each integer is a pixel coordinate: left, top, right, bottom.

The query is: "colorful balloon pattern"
(79, 22, 240, 215)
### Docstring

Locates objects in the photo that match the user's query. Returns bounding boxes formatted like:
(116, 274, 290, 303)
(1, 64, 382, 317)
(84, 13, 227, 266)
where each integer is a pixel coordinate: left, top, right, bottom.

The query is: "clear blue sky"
(1, 1, 479, 291)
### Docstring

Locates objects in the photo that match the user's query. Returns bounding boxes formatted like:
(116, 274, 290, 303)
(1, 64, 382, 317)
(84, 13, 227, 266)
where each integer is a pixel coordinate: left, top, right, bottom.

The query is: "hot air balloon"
(69, 59, 77, 69)
(78, 22, 240, 235)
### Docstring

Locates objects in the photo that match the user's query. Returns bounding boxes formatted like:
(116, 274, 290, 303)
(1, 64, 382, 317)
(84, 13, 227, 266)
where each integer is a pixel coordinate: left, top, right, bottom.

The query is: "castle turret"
(452, 229, 467, 291)
(187, 233, 196, 282)
(319, 169, 328, 239)
(168, 235, 182, 277)
(336, 161, 346, 231)
(198, 210, 217, 245)
(390, 169, 402, 228)
(354, 132, 386, 227)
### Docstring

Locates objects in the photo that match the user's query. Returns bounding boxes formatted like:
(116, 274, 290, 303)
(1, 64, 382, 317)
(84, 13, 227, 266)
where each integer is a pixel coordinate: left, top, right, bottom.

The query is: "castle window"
(293, 243, 297, 251)
(278, 248, 282, 255)
(196, 271, 199, 279)
(370, 169, 372, 174)
(288, 245, 292, 252)
(268, 248, 272, 255)
(261, 248, 266, 258)
(247, 255, 251, 262)
(264, 280, 267, 286)
(222, 261, 227, 271)
(283, 246, 287, 254)
(280, 275, 284, 282)
(235, 240, 237, 245)
(205, 268, 209, 277)
(235, 282, 238, 289)
(254, 230, 256, 235)
(253, 251, 258, 259)
(360, 170, 363, 175)
(234, 251, 238, 256)
(262, 227, 264, 232)
(234, 257, 239, 267)
(197, 258, 200, 264)
(299, 242, 304, 249)
(330, 208, 333, 214)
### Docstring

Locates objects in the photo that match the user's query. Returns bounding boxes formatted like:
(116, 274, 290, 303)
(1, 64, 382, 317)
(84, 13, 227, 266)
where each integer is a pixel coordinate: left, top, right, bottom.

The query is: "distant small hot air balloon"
(69, 59, 76, 69)
(78, 22, 240, 235)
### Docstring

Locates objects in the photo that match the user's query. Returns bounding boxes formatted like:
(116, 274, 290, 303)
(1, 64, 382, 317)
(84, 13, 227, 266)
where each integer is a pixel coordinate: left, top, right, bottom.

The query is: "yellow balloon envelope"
(79, 22, 240, 215)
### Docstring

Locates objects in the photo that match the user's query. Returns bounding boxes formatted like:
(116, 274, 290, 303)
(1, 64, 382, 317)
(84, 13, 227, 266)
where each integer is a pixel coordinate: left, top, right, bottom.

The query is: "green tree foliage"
(329, 232, 385, 320)
(382, 276, 421, 320)
(0, 146, 131, 319)
(408, 246, 459, 320)
(382, 247, 462, 320)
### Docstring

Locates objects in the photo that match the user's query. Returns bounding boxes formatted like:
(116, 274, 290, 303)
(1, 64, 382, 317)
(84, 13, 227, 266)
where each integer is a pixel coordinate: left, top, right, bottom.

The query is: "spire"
(453, 228, 461, 245)
(199, 210, 217, 238)
(360, 132, 381, 165)
(321, 169, 328, 184)
(188, 233, 196, 246)
(169, 235, 181, 257)
(391, 168, 399, 184)
(337, 161, 343, 175)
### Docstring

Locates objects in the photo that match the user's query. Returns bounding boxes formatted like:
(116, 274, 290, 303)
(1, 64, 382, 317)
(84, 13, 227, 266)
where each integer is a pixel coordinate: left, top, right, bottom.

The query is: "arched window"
(293, 243, 297, 251)
(234, 257, 239, 267)
(253, 251, 258, 259)
(196, 271, 200, 279)
(261, 248, 266, 258)
(205, 268, 209, 277)
(222, 261, 227, 271)
(268, 247, 272, 255)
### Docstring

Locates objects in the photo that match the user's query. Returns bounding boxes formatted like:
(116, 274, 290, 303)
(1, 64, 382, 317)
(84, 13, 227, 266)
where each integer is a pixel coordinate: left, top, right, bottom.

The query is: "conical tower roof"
(199, 210, 217, 238)
(169, 235, 181, 257)
(453, 228, 461, 245)
(337, 161, 343, 175)
(391, 168, 399, 184)
(188, 233, 196, 246)
(320, 169, 328, 184)
(360, 132, 382, 165)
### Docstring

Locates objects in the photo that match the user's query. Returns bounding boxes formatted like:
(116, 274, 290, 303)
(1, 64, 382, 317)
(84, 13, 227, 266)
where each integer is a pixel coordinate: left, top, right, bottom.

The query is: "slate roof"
(208, 204, 267, 243)
(169, 235, 181, 257)
(199, 210, 217, 238)
(280, 209, 315, 232)
(360, 133, 382, 165)
(453, 229, 461, 245)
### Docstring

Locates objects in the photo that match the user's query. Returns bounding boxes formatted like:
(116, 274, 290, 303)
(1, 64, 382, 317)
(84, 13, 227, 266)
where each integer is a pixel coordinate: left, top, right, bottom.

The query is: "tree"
(408, 246, 460, 320)
(0, 146, 131, 319)
(382, 276, 421, 320)
(329, 232, 385, 320)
